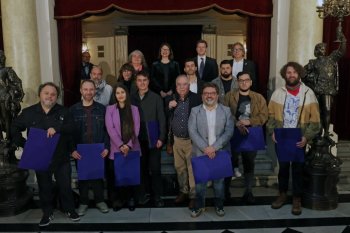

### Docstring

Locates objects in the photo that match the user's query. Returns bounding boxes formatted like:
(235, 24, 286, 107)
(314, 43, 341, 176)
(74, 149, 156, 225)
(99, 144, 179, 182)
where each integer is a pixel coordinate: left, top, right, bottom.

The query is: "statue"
(0, 50, 24, 141)
(303, 31, 347, 143)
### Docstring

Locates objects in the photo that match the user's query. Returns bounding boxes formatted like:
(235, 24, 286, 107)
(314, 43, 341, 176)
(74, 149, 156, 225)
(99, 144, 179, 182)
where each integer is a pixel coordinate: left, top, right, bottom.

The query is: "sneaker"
(234, 168, 242, 177)
(66, 211, 80, 222)
(96, 202, 109, 213)
(39, 213, 54, 227)
(77, 204, 88, 216)
(190, 208, 204, 218)
(215, 207, 225, 217)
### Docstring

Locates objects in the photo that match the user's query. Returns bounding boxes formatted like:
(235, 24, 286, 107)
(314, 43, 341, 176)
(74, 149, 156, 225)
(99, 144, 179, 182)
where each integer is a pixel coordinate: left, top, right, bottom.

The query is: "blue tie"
(199, 58, 204, 79)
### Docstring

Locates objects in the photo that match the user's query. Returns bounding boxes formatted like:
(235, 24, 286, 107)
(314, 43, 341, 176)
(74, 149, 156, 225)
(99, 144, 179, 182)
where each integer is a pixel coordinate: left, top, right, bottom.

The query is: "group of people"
(9, 39, 322, 227)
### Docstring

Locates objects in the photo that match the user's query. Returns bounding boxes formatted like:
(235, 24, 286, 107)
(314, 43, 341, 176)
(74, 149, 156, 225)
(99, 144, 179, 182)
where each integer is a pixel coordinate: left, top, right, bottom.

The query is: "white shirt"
(283, 93, 300, 128)
(197, 56, 206, 67)
(189, 79, 198, 94)
(203, 104, 217, 146)
(232, 59, 244, 78)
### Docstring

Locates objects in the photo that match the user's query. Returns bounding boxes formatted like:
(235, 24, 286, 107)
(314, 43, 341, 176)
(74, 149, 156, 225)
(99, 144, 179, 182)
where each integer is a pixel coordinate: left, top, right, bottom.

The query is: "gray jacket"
(188, 103, 234, 156)
(211, 76, 238, 103)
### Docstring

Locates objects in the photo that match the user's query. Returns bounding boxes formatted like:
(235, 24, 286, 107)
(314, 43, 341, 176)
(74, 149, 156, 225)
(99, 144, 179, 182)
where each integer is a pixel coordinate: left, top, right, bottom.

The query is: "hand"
(156, 140, 163, 149)
(204, 146, 216, 159)
(160, 91, 167, 98)
(71, 150, 81, 160)
(237, 124, 249, 135)
(296, 136, 307, 148)
(120, 144, 130, 156)
(169, 100, 177, 109)
(166, 90, 173, 96)
(239, 119, 251, 126)
(101, 149, 109, 158)
(271, 132, 277, 143)
(47, 127, 56, 138)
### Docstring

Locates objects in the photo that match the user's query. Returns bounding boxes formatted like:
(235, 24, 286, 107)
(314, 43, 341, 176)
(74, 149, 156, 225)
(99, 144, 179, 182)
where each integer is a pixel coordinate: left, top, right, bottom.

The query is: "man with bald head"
(90, 65, 112, 106)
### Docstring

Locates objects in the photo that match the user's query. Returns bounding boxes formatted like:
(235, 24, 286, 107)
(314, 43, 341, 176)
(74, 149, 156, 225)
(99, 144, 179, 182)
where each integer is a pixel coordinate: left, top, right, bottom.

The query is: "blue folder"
(18, 127, 60, 171)
(77, 143, 105, 180)
(274, 128, 305, 162)
(191, 150, 233, 184)
(147, 121, 159, 148)
(114, 151, 140, 186)
(231, 126, 265, 152)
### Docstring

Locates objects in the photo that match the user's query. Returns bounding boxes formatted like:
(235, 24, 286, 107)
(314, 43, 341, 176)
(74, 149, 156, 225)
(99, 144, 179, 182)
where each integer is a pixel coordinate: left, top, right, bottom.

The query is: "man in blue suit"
(188, 82, 234, 217)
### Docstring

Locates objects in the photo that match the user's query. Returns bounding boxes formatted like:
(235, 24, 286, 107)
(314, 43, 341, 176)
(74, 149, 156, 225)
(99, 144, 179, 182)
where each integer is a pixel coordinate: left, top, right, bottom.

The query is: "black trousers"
(78, 179, 105, 205)
(278, 161, 304, 197)
(139, 140, 162, 200)
(36, 162, 75, 215)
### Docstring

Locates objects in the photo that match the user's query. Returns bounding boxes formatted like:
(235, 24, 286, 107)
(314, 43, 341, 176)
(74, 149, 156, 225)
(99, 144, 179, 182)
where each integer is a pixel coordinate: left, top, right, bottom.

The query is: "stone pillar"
(1, 0, 41, 108)
(202, 25, 217, 58)
(114, 27, 129, 74)
(287, 0, 323, 64)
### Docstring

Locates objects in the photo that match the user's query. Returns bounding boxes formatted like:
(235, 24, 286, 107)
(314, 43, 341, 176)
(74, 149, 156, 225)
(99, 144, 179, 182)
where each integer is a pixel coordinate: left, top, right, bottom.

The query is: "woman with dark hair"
(105, 83, 141, 211)
(150, 43, 180, 98)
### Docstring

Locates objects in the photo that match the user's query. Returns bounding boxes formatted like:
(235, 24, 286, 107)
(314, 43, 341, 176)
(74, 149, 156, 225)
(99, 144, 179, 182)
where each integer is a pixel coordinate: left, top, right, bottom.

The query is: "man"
(131, 71, 166, 207)
(90, 65, 112, 106)
(168, 75, 201, 209)
(211, 59, 238, 103)
(224, 71, 268, 204)
(267, 62, 321, 215)
(70, 80, 110, 216)
(81, 51, 94, 80)
(303, 32, 346, 143)
(188, 82, 234, 217)
(183, 58, 204, 95)
(229, 42, 258, 92)
(194, 40, 218, 82)
(11, 82, 80, 227)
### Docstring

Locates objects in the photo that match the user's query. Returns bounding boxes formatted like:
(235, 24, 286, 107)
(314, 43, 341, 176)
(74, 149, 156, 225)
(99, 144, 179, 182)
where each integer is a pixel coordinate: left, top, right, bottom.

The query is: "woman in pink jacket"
(105, 83, 140, 211)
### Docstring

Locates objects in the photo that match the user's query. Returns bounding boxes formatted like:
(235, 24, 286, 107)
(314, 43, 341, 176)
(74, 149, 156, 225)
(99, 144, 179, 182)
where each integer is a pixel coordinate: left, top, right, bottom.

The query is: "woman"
(151, 43, 180, 98)
(128, 50, 148, 74)
(105, 83, 141, 211)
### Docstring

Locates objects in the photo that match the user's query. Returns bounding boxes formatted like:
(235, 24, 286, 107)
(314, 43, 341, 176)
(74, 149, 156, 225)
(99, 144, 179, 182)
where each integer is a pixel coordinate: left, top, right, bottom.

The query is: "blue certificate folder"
(191, 150, 233, 184)
(114, 151, 140, 186)
(19, 128, 60, 171)
(77, 143, 105, 180)
(147, 121, 159, 148)
(231, 126, 265, 152)
(274, 128, 305, 162)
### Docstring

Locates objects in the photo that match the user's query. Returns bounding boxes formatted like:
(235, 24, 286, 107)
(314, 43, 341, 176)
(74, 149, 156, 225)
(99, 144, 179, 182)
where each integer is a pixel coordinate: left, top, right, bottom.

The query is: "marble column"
(202, 25, 217, 58)
(287, 0, 323, 65)
(114, 27, 128, 73)
(1, 0, 41, 108)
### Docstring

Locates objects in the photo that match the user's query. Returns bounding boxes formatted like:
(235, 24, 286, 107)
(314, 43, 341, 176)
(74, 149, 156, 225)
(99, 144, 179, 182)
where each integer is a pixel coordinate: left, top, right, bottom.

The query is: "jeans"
(195, 178, 224, 209)
(78, 179, 105, 205)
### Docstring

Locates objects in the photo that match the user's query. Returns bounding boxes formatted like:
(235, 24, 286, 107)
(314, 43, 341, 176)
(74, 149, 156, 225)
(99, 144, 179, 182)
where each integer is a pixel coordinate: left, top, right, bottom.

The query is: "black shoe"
(154, 198, 164, 208)
(66, 211, 80, 222)
(242, 192, 255, 205)
(112, 200, 125, 212)
(128, 198, 136, 211)
(39, 213, 54, 227)
(138, 194, 150, 205)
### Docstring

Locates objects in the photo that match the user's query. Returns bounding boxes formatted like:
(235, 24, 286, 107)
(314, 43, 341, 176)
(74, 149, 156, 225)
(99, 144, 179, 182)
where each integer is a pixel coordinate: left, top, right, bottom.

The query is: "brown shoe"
(271, 192, 287, 209)
(188, 199, 195, 209)
(175, 193, 188, 204)
(291, 197, 302, 215)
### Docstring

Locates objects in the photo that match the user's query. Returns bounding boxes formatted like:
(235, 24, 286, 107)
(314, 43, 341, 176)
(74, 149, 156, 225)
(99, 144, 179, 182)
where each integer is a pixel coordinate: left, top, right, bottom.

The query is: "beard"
(286, 78, 300, 87)
(221, 73, 231, 79)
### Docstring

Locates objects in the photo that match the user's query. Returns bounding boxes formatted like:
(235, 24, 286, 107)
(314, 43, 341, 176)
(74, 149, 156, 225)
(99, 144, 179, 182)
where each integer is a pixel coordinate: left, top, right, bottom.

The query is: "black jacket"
(150, 60, 181, 94)
(11, 103, 74, 171)
(229, 58, 258, 92)
(194, 56, 219, 82)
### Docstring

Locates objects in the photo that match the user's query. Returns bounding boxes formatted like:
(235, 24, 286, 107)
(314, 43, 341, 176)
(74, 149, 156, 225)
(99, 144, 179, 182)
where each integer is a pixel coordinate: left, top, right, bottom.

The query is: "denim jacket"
(69, 101, 110, 151)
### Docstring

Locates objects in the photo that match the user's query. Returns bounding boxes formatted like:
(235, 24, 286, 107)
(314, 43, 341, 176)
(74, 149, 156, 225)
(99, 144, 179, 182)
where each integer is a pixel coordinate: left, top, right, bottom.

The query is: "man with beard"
(11, 82, 80, 226)
(223, 71, 268, 204)
(267, 62, 320, 215)
(184, 58, 205, 96)
(90, 65, 112, 106)
(188, 82, 233, 217)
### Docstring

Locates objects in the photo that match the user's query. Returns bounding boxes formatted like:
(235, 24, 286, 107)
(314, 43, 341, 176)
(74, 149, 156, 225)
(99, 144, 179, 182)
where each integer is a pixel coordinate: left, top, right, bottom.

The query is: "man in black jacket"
(194, 40, 219, 82)
(11, 82, 79, 227)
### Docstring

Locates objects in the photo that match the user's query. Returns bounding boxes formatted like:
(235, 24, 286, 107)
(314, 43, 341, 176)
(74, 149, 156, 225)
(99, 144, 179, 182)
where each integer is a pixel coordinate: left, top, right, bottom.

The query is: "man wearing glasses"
(229, 42, 258, 92)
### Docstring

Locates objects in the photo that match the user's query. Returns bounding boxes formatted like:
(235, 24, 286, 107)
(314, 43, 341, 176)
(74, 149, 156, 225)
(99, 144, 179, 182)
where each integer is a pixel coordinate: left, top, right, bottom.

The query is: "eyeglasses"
(238, 79, 251, 84)
(203, 92, 217, 96)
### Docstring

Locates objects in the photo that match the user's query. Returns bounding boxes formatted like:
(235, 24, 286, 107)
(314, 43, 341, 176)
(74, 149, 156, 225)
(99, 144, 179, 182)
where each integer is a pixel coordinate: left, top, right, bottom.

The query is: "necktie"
(199, 58, 204, 79)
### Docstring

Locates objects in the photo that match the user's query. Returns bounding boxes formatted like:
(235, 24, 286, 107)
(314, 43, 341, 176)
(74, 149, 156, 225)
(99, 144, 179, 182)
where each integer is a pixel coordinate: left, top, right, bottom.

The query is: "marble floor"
(0, 187, 350, 233)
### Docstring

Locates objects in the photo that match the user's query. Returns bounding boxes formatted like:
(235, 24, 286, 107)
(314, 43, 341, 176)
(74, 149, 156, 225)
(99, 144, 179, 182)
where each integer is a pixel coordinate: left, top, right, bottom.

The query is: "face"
(160, 45, 170, 58)
(80, 81, 96, 101)
(196, 42, 207, 56)
(220, 64, 232, 79)
(176, 76, 190, 97)
(136, 75, 149, 92)
(40, 85, 58, 109)
(232, 44, 245, 60)
(316, 44, 326, 57)
(202, 87, 218, 107)
(285, 66, 300, 86)
(131, 53, 142, 65)
(237, 74, 252, 91)
(122, 69, 133, 81)
(184, 61, 197, 75)
(115, 87, 127, 104)
(90, 67, 103, 85)
(82, 52, 91, 63)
